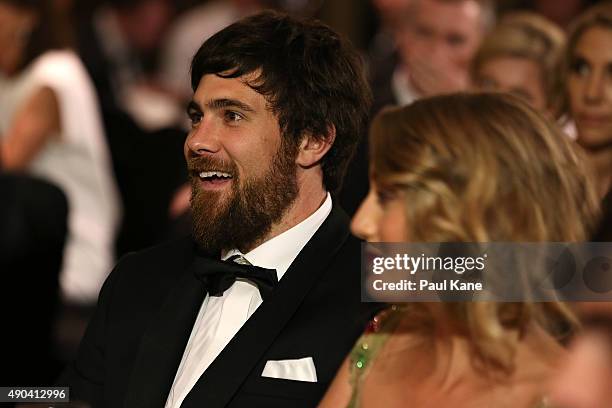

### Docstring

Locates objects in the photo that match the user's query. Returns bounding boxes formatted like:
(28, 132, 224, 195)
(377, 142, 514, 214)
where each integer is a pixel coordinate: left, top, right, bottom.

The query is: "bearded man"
(60, 11, 378, 408)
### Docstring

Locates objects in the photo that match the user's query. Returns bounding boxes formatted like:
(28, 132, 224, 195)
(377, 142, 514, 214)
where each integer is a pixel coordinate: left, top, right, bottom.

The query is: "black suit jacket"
(60, 204, 380, 407)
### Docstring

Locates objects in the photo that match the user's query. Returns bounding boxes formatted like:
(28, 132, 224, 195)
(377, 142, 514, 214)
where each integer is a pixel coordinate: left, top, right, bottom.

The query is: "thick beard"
(189, 140, 299, 256)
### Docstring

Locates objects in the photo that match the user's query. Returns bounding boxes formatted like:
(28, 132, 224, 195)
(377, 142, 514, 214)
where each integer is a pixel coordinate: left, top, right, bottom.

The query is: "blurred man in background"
(78, 0, 173, 119)
(371, 0, 494, 112)
(341, 0, 494, 217)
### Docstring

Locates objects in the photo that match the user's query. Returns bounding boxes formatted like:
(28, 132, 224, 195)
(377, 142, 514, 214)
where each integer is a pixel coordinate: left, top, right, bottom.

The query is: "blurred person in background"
(344, 0, 493, 219)
(557, 1, 612, 240)
(76, 0, 191, 257)
(0, 0, 121, 304)
(76, 0, 174, 122)
(158, 0, 268, 106)
(367, 0, 414, 62)
(371, 0, 494, 113)
(497, 0, 601, 30)
(338, 0, 413, 216)
(471, 12, 565, 114)
(547, 7, 612, 405)
(319, 93, 599, 408)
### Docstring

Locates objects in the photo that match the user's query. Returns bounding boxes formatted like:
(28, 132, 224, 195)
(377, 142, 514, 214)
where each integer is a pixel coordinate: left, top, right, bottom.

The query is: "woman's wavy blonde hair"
(471, 12, 565, 113)
(370, 92, 600, 373)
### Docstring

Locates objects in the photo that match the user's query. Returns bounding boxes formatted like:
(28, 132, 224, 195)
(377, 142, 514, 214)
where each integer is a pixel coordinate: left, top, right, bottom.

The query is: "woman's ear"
(295, 124, 336, 168)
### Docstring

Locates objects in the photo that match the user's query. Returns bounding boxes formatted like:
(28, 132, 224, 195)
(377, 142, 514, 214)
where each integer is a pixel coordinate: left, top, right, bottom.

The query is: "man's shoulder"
(336, 232, 362, 256)
(322, 226, 363, 279)
(96, 237, 197, 313)
(113, 236, 195, 280)
(317, 203, 362, 256)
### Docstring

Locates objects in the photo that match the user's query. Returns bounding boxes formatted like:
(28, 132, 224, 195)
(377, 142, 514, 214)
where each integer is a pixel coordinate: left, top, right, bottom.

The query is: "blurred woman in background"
(471, 12, 565, 114)
(547, 4, 612, 407)
(353, 12, 566, 244)
(0, 0, 121, 304)
(558, 2, 612, 239)
(320, 93, 599, 408)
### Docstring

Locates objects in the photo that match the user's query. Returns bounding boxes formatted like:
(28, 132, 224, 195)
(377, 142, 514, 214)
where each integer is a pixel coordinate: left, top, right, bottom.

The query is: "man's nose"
(185, 117, 222, 156)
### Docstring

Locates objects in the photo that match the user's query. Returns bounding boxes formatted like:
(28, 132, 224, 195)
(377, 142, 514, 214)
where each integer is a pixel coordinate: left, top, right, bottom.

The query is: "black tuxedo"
(60, 204, 380, 407)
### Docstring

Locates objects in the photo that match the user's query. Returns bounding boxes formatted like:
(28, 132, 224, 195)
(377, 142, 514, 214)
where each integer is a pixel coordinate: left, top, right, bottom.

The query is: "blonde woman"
(558, 2, 612, 204)
(548, 5, 612, 406)
(471, 12, 565, 113)
(319, 93, 599, 408)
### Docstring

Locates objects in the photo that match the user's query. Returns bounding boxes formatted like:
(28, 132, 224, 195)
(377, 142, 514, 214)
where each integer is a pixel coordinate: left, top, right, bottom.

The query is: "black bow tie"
(193, 255, 278, 300)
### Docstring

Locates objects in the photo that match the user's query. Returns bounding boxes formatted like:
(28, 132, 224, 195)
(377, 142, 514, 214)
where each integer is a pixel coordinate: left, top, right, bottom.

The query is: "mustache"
(187, 156, 237, 175)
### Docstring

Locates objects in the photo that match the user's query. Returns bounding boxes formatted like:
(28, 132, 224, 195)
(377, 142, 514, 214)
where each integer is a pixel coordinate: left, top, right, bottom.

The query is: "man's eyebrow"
(187, 100, 201, 113)
(205, 98, 255, 112)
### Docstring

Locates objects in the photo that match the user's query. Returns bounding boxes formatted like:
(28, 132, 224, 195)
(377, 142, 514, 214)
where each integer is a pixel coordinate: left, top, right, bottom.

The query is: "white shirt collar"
(391, 66, 422, 106)
(223, 193, 332, 280)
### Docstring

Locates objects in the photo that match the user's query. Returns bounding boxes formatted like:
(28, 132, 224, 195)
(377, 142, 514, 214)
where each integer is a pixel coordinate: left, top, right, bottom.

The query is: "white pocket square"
(261, 357, 318, 382)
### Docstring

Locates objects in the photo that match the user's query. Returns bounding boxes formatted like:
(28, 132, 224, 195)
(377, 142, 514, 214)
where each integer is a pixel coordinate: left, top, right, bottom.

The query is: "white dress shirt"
(164, 193, 332, 408)
(391, 66, 422, 106)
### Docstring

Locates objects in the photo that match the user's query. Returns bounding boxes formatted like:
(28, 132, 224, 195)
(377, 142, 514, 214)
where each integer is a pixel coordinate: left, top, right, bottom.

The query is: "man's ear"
(295, 125, 336, 168)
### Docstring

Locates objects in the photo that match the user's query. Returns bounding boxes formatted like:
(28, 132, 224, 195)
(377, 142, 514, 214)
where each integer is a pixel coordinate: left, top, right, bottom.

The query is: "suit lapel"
(181, 205, 350, 408)
(124, 264, 206, 408)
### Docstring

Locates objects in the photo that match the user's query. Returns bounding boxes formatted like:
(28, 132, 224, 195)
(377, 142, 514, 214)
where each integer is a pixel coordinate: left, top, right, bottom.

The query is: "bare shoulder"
(317, 357, 352, 408)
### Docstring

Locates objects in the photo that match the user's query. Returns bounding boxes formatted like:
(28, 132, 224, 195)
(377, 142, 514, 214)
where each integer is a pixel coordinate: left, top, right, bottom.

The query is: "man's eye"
(476, 76, 497, 90)
(447, 34, 466, 47)
(225, 111, 244, 123)
(188, 111, 202, 126)
(414, 25, 433, 38)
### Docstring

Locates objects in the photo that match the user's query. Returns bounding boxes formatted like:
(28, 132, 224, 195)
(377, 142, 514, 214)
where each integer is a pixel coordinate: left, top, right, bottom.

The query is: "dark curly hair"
(190, 10, 372, 194)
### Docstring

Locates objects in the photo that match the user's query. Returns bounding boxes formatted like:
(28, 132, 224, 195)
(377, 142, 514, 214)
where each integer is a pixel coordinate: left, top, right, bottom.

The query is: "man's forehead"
(416, 0, 482, 25)
(193, 72, 264, 105)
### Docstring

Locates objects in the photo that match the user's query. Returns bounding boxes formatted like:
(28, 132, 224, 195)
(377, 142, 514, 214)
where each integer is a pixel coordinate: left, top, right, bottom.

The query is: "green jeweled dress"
(347, 306, 403, 408)
(346, 307, 554, 408)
